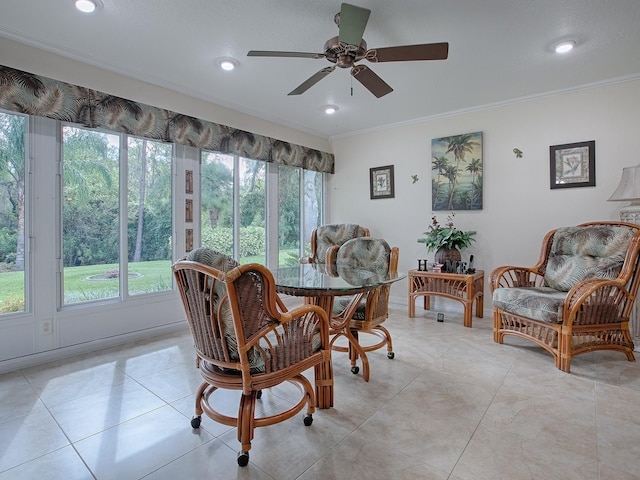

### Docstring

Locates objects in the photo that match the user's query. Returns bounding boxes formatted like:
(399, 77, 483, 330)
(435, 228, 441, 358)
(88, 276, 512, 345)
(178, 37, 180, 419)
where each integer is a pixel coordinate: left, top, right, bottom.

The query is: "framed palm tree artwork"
(431, 131, 483, 210)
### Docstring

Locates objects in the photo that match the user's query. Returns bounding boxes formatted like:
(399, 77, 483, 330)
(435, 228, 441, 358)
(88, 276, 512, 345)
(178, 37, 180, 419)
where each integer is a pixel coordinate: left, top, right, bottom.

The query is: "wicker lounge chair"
(491, 221, 640, 372)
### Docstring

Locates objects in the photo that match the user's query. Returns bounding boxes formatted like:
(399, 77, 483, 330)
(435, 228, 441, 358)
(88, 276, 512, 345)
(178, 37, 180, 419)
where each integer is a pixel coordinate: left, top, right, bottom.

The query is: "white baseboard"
(0, 322, 189, 375)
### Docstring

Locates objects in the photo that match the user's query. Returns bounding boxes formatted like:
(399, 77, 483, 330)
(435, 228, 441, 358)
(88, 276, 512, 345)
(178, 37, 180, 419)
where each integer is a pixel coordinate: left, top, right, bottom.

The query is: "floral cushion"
(187, 247, 239, 273)
(332, 238, 391, 319)
(336, 237, 391, 270)
(187, 248, 265, 373)
(314, 224, 368, 263)
(492, 287, 567, 324)
(333, 297, 366, 320)
(544, 225, 632, 291)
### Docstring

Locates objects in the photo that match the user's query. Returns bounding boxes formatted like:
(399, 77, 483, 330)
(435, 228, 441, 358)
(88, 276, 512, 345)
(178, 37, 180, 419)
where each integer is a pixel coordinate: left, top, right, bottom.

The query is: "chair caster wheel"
(303, 414, 313, 426)
(387, 352, 395, 359)
(190, 416, 201, 428)
(237, 451, 249, 467)
(351, 366, 359, 374)
(256, 390, 262, 399)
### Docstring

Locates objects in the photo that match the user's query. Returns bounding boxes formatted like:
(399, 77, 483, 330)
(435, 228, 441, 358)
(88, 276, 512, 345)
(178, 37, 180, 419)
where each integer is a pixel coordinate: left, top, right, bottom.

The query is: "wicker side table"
(408, 269, 484, 327)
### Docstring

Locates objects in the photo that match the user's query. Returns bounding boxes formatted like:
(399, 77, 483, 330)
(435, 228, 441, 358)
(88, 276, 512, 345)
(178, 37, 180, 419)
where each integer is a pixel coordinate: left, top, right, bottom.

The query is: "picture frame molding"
(370, 165, 395, 199)
(550, 140, 596, 189)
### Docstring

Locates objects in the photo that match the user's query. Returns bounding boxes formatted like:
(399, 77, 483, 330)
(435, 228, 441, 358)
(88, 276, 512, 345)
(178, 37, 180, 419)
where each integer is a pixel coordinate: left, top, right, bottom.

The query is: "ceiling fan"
(247, 3, 449, 98)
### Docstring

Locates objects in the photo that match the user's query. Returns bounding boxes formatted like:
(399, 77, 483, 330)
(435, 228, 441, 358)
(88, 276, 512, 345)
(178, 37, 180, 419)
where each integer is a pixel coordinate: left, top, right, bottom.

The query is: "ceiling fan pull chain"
(351, 75, 353, 96)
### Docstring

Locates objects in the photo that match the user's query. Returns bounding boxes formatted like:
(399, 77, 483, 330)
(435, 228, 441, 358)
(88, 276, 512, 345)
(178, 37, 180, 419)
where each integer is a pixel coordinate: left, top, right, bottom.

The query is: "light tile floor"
(2, 301, 640, 479)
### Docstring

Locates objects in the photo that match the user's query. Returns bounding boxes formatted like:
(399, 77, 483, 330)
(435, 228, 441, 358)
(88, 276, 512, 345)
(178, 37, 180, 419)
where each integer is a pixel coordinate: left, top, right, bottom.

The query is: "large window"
(302, 169, 324, 259)
(200, 152, 267, 264)
(62, 127, 173, 305)
(0, 112, 27, 315)
(201, 151, 323, 266)
(126, 137, 173, 296)
(62, 127, 121, 304)
(2, 115, 319, 313)
(279, 165, 301, 265)
(201, 152, 234, 256)
(239, 157, 266, 264)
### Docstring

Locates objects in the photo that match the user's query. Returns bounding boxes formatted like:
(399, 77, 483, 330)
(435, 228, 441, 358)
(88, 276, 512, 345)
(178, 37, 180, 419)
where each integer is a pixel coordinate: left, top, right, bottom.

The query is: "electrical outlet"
(40, 319, 53, 335)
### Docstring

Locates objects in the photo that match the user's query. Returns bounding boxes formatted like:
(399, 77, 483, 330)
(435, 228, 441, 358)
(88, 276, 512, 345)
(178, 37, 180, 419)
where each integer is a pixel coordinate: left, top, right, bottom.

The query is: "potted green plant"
(418, 212, 476, 265)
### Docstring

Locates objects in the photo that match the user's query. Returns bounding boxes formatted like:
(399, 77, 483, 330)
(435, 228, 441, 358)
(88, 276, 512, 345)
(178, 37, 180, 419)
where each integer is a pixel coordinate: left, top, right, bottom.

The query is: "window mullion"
(119, 134, 128, 299)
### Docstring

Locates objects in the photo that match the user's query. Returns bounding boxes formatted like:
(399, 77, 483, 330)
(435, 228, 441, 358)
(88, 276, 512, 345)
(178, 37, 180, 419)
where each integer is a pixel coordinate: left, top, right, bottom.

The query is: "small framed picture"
(186, 228, 193, 252)
(550, 140, 595, 189)
(370, 165, 395, 199)
(185, 199, 193, 223)
(185, 170, 193, 194)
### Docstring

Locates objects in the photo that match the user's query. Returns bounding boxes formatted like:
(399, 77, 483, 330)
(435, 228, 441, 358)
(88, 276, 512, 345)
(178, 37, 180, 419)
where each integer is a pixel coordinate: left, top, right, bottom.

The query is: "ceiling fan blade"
(288, 66, 336, 95)
(366, 42, 449, 62)
(350, 65, 393, 98)
(247, 50, 326, 59)
(338, 3, 371, 48)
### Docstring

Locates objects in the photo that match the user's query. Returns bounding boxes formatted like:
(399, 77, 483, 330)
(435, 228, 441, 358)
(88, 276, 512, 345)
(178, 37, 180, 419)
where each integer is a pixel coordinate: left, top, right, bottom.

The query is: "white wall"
(328, 79, 640, 304)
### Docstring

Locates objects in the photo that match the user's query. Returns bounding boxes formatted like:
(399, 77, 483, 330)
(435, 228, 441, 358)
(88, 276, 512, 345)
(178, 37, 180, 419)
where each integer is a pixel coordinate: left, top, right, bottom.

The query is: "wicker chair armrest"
(275, 295, 288, 313)
(330, 292, 367, 330)
(490, 266, 544, 292)
(563, 278, 632, 325)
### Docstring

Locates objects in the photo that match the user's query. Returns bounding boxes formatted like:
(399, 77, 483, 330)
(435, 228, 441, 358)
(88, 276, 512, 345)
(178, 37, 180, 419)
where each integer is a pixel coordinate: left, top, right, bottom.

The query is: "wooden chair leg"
(238, 393, 256, 445)
(194, 381, 207, 417)
(346, 327, 370, 381)
(376, 325, 393, 355)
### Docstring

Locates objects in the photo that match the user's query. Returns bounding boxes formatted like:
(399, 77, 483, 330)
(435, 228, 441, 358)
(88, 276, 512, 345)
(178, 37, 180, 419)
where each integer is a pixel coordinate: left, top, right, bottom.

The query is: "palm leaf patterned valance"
(0, 66, 334, 174)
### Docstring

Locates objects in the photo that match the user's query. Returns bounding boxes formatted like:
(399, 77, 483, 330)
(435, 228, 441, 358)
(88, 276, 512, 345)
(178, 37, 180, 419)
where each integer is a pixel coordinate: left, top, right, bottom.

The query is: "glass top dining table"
(275, 262, 402, 294)
(273, 262, 405, 313)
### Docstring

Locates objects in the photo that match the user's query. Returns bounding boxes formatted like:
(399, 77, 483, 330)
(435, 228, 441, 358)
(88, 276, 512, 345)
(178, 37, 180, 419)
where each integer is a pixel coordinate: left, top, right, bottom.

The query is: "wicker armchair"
(490, 221, 640, 372)
(301, 223, 370, 264)
(326, 237, 399, 381)
(173, 250, 334, 467)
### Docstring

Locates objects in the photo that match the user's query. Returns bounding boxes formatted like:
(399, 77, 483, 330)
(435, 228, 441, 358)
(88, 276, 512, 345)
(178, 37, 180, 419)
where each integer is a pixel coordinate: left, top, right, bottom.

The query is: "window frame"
(199, 150, 324, 268)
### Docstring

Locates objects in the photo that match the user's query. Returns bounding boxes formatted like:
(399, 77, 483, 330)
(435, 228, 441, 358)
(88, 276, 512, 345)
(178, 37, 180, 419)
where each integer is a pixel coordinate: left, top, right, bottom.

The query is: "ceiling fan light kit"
(247, 2, 449, 98)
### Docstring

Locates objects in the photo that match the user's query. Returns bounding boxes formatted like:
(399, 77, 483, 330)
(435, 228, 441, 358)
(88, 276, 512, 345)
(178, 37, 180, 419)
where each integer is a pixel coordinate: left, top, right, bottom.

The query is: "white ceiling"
(1, 0, 640, 139)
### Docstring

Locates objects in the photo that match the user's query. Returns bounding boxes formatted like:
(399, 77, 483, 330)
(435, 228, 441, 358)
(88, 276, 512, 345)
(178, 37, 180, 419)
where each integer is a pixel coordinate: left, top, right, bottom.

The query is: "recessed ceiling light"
(555, 41, 575, 54)
(323, 105, 339, 115)
(74, 0, 101, 13)
(217, 58, 237, 71)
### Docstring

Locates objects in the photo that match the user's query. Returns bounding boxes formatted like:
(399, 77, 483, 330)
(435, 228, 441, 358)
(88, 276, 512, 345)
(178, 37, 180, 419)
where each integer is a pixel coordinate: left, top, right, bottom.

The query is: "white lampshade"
(609, 165, 640, 224)
(609, 166, 640, 204)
